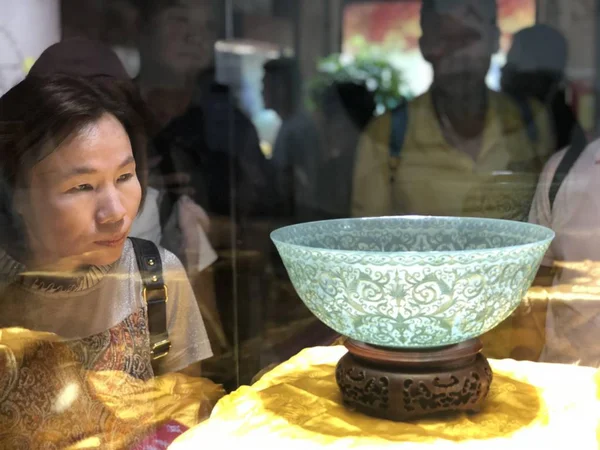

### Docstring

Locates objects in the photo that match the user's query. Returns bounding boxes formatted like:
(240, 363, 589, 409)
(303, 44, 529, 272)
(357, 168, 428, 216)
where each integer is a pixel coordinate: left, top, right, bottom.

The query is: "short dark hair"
(263, 57, 301, 118)
(421, 0, 498, 29)
(317, 82, 376, 131)
(0, 74, 148, 260)
(136, 0, 180, 24)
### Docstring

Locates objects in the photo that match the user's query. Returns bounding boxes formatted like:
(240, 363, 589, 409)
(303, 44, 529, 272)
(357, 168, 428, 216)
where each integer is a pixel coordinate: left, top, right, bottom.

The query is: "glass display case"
(0, 0, 599, 447)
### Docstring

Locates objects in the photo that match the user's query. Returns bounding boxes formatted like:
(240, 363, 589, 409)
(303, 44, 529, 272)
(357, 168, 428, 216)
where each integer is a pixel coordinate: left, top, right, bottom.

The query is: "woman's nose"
(96, 187, 127, 224)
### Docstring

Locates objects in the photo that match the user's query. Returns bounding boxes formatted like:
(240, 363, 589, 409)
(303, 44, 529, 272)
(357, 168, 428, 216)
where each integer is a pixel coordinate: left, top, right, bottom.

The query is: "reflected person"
(502, 24, 585, 153)
(352, 0, 554, 220)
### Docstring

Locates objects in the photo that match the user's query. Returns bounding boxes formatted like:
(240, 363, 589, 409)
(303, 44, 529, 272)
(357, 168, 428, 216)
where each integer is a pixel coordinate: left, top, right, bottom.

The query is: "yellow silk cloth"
(481, 279, 600, 365)
(0, 328, 225, 449)
(480, 286, 549, 361)
(66, 373, 224, 449)
(171, 346, 600, 450)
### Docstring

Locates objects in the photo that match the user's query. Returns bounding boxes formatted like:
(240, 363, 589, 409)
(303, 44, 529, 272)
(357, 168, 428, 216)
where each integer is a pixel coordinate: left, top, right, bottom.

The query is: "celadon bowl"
(271, 216, 554, 348)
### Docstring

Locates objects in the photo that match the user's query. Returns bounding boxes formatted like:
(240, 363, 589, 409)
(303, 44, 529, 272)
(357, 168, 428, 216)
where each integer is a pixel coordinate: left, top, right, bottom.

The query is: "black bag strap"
(510, 95, 539, 144)
(549, 125, 588, 210)
(389, 101, 409, 159)
(388, 101, 409, 185)
(130, 237, 171, 372)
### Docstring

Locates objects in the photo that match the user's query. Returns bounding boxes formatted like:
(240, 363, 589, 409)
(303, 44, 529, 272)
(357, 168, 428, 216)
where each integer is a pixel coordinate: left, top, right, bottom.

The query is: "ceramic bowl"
(271, 216, 554, 348)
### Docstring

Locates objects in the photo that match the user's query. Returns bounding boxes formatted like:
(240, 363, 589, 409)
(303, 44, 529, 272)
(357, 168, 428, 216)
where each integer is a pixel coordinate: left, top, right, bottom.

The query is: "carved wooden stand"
(335, 338, 492, 421)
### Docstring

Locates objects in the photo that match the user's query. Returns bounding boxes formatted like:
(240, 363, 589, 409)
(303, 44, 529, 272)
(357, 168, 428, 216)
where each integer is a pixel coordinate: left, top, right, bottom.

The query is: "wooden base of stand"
(335, 338, 492, 421)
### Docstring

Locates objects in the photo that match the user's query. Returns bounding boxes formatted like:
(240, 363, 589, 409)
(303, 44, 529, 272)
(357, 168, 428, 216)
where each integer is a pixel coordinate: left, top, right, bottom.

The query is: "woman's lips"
(94, 235, 126, 247)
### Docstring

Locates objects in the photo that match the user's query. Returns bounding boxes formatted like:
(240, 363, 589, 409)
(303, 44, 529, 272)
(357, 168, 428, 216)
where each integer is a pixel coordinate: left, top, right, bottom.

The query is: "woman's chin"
(80, 243, 127, 267)
(95, 248, 125, 266)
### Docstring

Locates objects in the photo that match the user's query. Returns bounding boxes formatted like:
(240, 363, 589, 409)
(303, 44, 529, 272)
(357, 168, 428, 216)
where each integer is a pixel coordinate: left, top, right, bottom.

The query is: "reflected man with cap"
(352, 0, 554, 221)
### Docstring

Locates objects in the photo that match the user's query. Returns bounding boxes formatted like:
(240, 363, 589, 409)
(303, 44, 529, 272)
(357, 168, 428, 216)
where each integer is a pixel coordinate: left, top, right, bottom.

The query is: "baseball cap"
(505, 25, 568, 74)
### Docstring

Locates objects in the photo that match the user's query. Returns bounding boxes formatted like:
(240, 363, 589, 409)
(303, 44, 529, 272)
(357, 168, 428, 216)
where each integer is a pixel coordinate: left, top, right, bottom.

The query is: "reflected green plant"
(308, 51, 412, 115)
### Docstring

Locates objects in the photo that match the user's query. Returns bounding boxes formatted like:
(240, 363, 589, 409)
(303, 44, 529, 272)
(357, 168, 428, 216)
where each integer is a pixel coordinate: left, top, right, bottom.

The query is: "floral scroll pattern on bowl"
(271, 216, 554, 348)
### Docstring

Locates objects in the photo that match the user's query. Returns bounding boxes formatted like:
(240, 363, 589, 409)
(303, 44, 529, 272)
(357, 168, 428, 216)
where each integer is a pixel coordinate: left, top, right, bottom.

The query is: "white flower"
(366, 78, 378, 91)
(339, 53, 355, 66)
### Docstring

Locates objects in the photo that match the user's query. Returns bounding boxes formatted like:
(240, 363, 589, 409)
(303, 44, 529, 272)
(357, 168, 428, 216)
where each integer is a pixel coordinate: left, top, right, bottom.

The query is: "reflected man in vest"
(352, 0, 554, 220)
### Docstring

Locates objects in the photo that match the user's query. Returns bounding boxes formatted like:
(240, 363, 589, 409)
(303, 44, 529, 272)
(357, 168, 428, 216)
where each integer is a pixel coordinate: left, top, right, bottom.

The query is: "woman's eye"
(117, 173, 134, 183)
(68, 184, 93, 193)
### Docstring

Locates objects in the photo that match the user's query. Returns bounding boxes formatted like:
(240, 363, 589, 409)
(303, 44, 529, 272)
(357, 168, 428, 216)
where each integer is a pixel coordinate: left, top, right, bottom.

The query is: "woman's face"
(147, 4, 217, 77)
(16, 114, 142, 271)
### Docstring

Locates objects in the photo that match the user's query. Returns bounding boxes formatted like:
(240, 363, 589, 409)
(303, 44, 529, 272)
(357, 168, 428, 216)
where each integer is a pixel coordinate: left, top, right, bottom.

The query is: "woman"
(0, 73, 212, 380)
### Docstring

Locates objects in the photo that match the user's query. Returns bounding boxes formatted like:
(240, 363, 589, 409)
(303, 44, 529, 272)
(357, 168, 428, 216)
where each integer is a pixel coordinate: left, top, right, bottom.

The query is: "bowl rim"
(270, 215, 555, 257)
